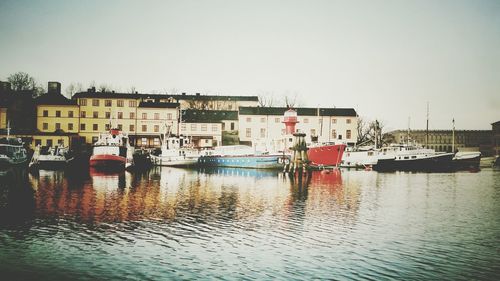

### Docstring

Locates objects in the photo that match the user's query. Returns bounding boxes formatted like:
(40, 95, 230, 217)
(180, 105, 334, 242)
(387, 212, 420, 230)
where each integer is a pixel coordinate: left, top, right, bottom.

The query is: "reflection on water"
(0, 167, 499, 280)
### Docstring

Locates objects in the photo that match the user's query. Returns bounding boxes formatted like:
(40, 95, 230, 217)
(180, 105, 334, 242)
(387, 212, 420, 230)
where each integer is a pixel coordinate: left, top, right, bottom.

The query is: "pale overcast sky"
(0, 0, 498, 130)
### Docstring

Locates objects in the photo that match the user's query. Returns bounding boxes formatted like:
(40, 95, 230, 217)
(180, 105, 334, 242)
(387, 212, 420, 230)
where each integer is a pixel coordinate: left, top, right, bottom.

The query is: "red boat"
(307, 143, 346, 168)
(89, 128, 134, 170)
(282, 108, 346, 168)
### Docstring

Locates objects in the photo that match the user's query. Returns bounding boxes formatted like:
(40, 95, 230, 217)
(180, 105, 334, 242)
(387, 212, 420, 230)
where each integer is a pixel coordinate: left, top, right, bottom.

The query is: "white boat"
(0, 137, 28, 167)
(150, 127, 200, 167)
(29, 145, 74, 169)
(89, 128, 134, 170)
(340, 146, 379, 168)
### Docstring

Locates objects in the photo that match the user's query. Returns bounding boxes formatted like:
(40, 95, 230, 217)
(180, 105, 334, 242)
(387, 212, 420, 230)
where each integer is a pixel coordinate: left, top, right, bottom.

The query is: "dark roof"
(492, 121, 500, 125)
(238, 107, 357, 117)
(72, 91, 258, 102)
(35, 92, 77, 106)
(139, 101, 179, 108)
(182, 109, 239, 123)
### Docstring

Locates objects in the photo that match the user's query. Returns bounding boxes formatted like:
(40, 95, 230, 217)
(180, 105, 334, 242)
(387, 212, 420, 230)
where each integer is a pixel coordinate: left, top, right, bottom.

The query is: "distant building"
(388, 129, 493, 156)
(492, 121, 500, 156)
(0, 81, 36, 132)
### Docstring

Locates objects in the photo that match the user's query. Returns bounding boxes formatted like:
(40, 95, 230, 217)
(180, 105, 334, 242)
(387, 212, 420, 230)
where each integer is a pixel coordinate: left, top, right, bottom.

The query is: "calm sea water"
(0, 167, 498, 280)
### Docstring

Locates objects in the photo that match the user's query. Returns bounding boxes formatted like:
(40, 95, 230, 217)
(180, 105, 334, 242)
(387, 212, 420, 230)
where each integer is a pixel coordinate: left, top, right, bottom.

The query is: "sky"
(0, 0, 498, 130)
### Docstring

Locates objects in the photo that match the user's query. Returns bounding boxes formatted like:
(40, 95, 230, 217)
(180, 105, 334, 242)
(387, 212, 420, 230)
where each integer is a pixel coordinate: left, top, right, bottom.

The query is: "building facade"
(238, 107, 358, 146)
(492, 121, 500, 156)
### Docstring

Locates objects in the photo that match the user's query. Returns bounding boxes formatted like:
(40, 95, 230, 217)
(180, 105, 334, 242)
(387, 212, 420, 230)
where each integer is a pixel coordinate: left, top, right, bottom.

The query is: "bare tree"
(258, 94, 276, 107)
(7, 72, 36, 91)
(98, 83, 112, 92)
(129, 86, 137, 94)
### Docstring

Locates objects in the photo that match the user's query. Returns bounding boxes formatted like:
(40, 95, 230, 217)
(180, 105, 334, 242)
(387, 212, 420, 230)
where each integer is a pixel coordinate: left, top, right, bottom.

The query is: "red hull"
(307, 144, 346, 167)
(89, 154, 126, 169)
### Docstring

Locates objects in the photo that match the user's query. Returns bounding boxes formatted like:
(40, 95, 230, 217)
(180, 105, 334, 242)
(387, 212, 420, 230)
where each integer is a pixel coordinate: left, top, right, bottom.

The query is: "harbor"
(0, 166, 499, 280)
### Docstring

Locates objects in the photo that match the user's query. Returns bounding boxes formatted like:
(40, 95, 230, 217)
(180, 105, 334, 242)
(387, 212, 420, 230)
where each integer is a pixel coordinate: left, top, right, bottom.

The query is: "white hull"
(151, 154, 198, 167)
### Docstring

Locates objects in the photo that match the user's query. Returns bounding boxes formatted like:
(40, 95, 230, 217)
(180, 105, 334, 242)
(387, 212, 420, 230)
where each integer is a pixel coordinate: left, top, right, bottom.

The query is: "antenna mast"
(426, 102, 429, 148)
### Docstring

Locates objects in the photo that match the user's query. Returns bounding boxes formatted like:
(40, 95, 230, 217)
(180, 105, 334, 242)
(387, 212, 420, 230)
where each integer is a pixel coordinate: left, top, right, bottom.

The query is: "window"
(181, 124, 186, 131)
(275, 117, 280, 123)
(311, 129, 316, 136)
(154, 138, 160, 146)
(230, 122, 235, 130)
(304, 118, 309, 123)
(55, 123, 61, 130)
(105, 112, 111, 119)
(260, 128, 266, 138)
(105, 100, 112, 107)
(154, 113, 160, 120)
(129, 125, 135, 132)
(191, 124, 197, 131)
(46, 139, 53, 147)
(80, 99, 87, 106)
(246, 128, 251, 137)
(43, 110, 48, 117)
(260, 117, 265, 123)
(142, 125, 147, 132)
(246, 117, 252, 122)
(201, 124, 207, 131)
(142, 113, 147, 119)
(92, 99, 99, 106)
(68, 111, 74, 118)
(81, 111, 86, 118)
(130, 112, 135, 119)
(105, 124, 110, 130)
(332, 119, 337, 124)
(80, 124, 86, 131)
(346, 119, 351, 124)
(332, 129, 337, 138)
(118, 112, 123, 119)
(118, 124, 123, 130)
(35, 139, 41, 146)
(228, 104, 233, 110)
(167, 113, 172, 120)
(212, 124, 218, 132)
(68, 123, 73, 131)
(42, 123, 48, 130)
(93, 111, 98, 118)
(93, 124, 98, 131)
(117, 100, 124, 107)
(141, 138, 147, 146)
(222, 123, 226, 131)
(58, 139, 64, 145)
(129, 100, 136, 107)
(154, 125, 159, 132)
(346, 130, 351, 139)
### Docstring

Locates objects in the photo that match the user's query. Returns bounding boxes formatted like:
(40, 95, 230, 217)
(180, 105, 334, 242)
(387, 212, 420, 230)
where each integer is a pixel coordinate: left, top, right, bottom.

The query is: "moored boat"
(29, 145, 73, 169)
(0, 137, 28, 167)
(198, 145, 287, 169)
(89, 128, 134, 170)
(151, 135, 200, 167)
(452, 151, 481, 171)
(307, 142, 346, 168)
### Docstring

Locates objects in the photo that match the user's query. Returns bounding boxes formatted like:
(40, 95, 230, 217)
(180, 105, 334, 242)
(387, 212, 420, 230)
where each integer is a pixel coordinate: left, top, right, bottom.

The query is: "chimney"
(48, 81, 61, 95)
(0, 81, 11, 93)
(196, 93, 200, 96)
(182, 92, 186, 96)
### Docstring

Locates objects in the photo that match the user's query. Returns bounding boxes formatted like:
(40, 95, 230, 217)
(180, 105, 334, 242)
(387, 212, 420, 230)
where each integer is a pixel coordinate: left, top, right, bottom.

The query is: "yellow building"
(34, 82, 81, 147)
(135, 101, 179, 147)
(0, 106, 6, 129)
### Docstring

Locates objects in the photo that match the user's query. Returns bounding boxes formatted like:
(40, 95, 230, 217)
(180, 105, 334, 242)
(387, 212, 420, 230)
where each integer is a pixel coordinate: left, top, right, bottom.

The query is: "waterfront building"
(388, 129, 493, 156)
(135, 101, 179, 147)
(492, 121, 500, 156)
(180, 109, 225, 147)
(176, 93, 258, 110)
(0, 81, 36, 132)
(238, 107, 358, 146)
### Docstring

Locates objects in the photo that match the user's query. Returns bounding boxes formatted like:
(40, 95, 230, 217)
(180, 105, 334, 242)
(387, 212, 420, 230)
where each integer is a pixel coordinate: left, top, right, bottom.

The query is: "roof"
(139, 101, 180, 108)
(238, 107, 357, 117)
(182, 109, 239, 123)
(35, 92, 77, 106)
(72, 91, 258, 102)
(492, 121, 500, 125)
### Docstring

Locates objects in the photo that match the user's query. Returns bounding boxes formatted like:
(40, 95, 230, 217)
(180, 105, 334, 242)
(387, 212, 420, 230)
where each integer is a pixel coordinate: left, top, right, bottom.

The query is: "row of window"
(42, 123, 170, 133)
(42, 110, 74, 118)
(244, 117, 352, 124)
(243, 128, 352, 139)
(180, 123, 219, 132)
(80, 99, 137, 107)
(79, 111, 174, 120)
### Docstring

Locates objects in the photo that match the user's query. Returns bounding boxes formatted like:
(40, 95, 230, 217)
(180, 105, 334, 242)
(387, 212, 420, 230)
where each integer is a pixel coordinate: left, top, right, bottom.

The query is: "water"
(0, 167, 498, 280)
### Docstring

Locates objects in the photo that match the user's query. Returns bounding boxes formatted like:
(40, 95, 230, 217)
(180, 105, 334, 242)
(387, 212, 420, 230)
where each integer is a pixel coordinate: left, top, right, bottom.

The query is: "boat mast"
(426, 102, 429, 148)
(452, 118, 455, 153)
(407, 117, 411, 145)
(6, 121, 10, 138)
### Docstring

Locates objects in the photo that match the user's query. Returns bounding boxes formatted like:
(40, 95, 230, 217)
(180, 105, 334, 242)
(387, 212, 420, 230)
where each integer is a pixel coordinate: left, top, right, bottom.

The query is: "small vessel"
(452, 151, 481, 171)
(307, 142, 346, 168)
(151, 134, 200, 167)
(29, 145, 74, 169)
(373, 143, 454, 172)
(198, 145, 287, 169)
(89, 128, 134, 170)
(0, 137, 28, 167)
(339, 146, 379, 168)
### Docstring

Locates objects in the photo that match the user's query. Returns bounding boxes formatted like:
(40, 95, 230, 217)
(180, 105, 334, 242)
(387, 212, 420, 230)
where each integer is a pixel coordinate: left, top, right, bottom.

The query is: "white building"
(238, 107, 358, 145)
